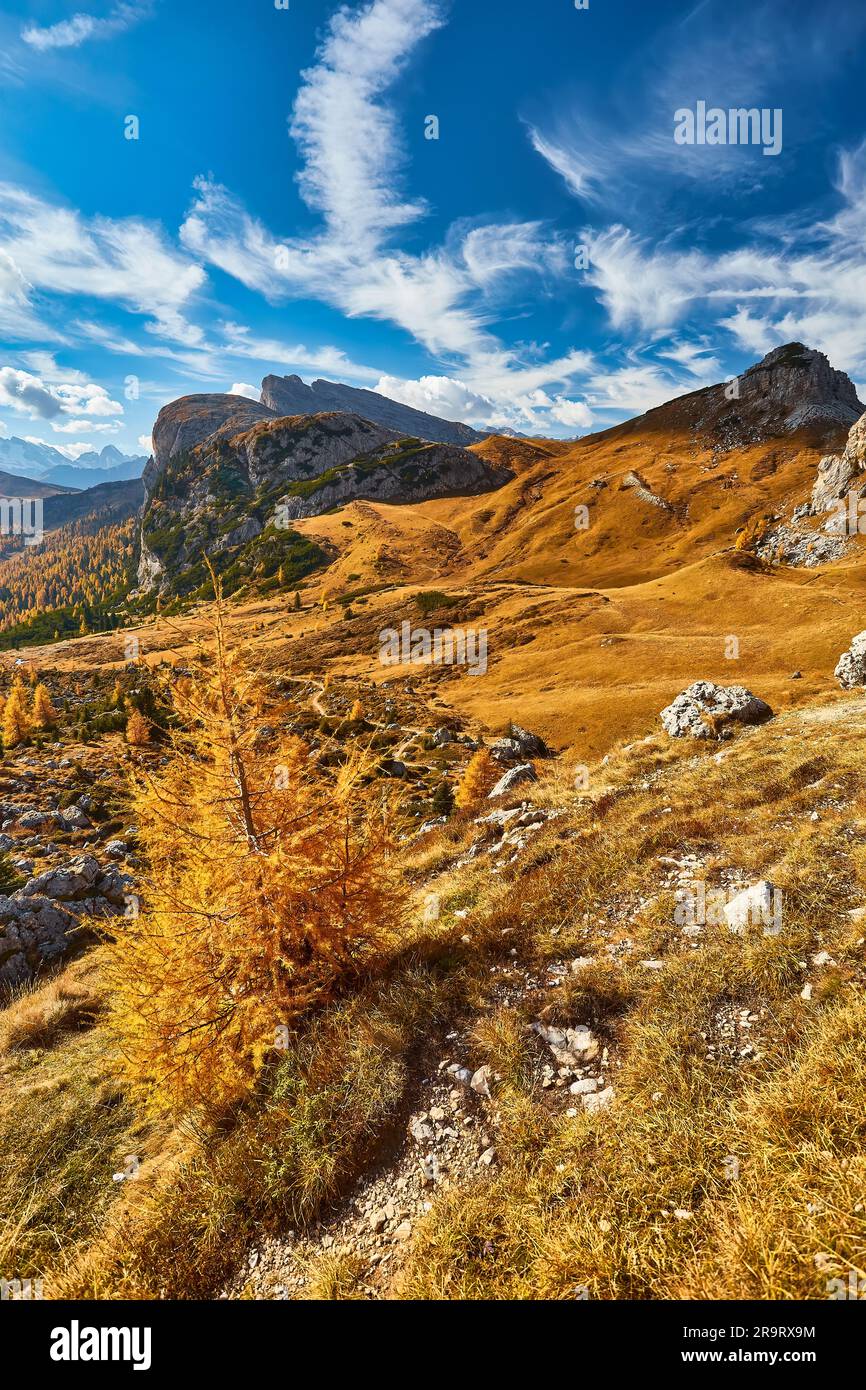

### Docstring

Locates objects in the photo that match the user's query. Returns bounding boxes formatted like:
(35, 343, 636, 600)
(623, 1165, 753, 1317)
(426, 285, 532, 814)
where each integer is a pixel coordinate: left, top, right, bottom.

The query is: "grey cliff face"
(260, 374, 484, 447)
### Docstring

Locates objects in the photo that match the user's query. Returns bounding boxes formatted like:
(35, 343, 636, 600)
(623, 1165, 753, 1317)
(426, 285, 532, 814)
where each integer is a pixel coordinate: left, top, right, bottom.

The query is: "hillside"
(2, 342, 866, 1308)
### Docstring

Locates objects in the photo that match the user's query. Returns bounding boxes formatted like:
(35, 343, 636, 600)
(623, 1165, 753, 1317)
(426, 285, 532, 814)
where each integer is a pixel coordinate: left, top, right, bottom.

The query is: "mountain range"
(0, 439, 147, 491)
(132, 344, 864, 605)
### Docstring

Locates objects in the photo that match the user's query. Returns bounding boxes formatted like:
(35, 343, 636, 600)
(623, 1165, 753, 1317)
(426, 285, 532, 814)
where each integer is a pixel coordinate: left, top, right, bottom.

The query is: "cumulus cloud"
(373, 370, 596, 436)
(228, 382, 259, 400)
(0, 366, 123, 433)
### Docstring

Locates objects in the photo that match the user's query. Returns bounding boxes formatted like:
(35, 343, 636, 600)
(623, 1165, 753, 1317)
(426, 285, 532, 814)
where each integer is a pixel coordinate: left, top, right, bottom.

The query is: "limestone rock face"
(835, 631, 866, 688)
(638, 342, 863, 450)
(812, 411, 866, 513)
(739, 344, 862, 434)
(660, 682, 773, 738)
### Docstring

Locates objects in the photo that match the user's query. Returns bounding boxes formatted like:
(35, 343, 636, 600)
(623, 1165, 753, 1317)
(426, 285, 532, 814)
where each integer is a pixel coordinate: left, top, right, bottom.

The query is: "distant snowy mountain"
(0, 438, 147, 491)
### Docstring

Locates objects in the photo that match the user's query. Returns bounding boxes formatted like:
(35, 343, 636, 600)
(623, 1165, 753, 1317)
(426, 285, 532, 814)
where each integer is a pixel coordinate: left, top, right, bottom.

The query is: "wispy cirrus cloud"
(180, 0, 589, 433)
(580, 141, 866, 380)
(21, 1, 153, 53)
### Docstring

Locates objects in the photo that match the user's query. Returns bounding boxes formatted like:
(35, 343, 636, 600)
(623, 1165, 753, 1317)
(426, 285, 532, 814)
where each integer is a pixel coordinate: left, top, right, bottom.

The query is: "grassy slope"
(3, 695, 864, 1299)
(2, 412, 865, 1299)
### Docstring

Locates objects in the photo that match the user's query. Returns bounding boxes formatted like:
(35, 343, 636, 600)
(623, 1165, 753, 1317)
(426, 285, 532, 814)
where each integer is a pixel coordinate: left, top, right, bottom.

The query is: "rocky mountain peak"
(260, 374, 484, 447)
(740, 343, 863, 430)
(635, 342, 863, 449)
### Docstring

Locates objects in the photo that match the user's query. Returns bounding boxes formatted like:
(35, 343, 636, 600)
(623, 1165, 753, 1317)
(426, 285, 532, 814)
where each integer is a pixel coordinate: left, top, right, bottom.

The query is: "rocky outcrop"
(0, 854, 133, 986)
(811, 411, 866, 514)
(270, 428, 508, 523)
(834, 631, 866, 688)
(620, 470, 674, 513)
(490, 725, 548, 764)
(660, 681, 773, 738)
(488, 763, 538, 798)
(146, 393, 276, 488)
(636, 343, 863, 450)
(260, 375, 484, 447)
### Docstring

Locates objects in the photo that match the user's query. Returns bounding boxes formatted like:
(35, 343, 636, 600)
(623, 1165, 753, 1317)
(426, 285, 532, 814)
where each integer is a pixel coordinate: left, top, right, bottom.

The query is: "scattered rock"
(488, 764, 538, 799)
(660, 681, 773, 739)
(490, 725, 547, 764)
(532, 1021, 600, 1067)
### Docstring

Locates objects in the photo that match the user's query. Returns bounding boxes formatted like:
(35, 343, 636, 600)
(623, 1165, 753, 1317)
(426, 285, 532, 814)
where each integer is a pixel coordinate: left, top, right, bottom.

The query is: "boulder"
(660, 682, 773, 739)
(835, 631, 866, 688)
(491, 725, 547, 764)
(55, 805, 92, 831)
(487, 763, 538, 799)
(20, 853, 101, 901)
(0, 893, 79, 985)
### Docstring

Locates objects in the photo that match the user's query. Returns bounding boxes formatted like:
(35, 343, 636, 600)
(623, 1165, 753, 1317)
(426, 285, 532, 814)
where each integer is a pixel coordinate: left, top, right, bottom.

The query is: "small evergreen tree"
(2, 678, 31, 748)
(126, 709, 151, 747)
(432, 781, 455, 816)
(106, 576, 407, 1114)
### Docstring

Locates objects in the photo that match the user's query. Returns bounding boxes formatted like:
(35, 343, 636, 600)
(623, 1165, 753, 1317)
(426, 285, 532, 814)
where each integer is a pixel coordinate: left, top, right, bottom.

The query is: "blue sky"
(1, 0, 865, 458)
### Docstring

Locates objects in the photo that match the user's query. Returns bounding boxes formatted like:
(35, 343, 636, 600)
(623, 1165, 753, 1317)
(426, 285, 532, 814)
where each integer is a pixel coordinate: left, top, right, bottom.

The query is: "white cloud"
(374, 369, 597, 436)
(289, 0, 445, 253)
(228, 382, 259, 400)
(549, 397, 593, 429)
(579, 149, 866, 383)
(22, 1, 152, 52)
(0, 248, 55, 341)
(0, 182, 206, 347)
(220, 323, 380, 382)
(526, 127, 604, 205)
(138, 434, 153, 453)
(51, 418, 121, 434)
(374, 373, 498, 424)
(0, 366, 124, 433)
